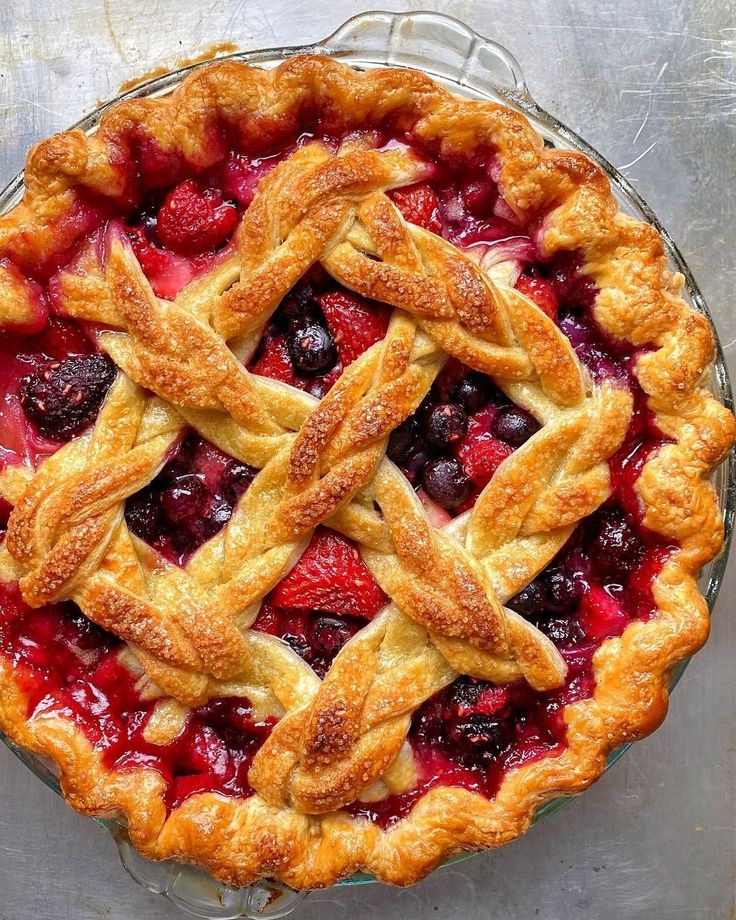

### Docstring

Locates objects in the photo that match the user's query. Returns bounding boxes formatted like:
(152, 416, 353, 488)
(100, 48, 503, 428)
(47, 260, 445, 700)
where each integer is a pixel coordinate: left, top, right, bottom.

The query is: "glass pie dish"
(1, 9, 733, 918)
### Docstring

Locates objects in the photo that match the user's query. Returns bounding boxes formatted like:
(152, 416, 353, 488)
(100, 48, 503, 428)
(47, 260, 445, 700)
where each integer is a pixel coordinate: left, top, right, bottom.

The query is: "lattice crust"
(0, 56, 733, 888)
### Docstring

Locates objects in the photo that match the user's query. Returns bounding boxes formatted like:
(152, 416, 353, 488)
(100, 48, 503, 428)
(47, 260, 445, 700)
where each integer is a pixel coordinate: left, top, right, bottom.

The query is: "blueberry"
(424, 402, 468, 448)
(183, 499, 234, 548)
(507, 580, 547, 618)
(160, 437, 196, 483)
(205, 498, 234, 533)
(311, 615, 357, 659)
(422, 456, 471, 509)
(491, 406, 540, 448)
(140, 212, 162, 247)
(160, 474, 207, 523)
(202, 698, 255, 748)
(283, 632, 312, 662)
(125, 491, 162, 544)
(67, 608, 113, 651)
(544, 567, 584, 612)
(591, 511, 643, 576)
(387, 417, 422, 465)
(20, 354, 116, 441)
(451, 373, 493, 413)
(220, 459, 256, 504)
(307, 375, 338, 399)
(448, 714, 510, 765)
(126, 196, 164, 244)
(287, 323, 336, 374)
(280, 283, 319, 325)
(548, 253, 596, 309)
(402, 448, 433, 486)
(445, 676, 489, 719)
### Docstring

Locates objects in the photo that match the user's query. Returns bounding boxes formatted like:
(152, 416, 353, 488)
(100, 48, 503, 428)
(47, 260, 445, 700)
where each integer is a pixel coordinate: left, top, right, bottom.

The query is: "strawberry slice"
(219, 152, 281, 208)
(515, 274, 559, 320)
(157, 179, 238, 256)
(272, 528, 387, 618)
(251, 334, 299, 387)
(318, 291, 390, 367)
(390, 184, 442, 234)
(578, 584, 629, 641)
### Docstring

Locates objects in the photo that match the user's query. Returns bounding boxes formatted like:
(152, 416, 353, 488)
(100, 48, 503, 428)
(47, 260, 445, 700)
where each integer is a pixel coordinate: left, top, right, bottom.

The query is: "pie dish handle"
(110, 825, 307, 918)
(320, 9, 531, 102)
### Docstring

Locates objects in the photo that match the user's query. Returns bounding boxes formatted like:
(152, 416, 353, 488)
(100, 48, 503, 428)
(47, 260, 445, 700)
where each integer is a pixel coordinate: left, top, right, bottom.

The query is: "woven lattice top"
(0, 56, 731, 888)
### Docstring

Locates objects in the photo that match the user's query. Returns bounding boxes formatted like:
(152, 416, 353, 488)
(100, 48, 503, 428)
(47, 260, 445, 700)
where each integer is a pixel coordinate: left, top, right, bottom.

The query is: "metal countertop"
(1, 2, 734, 918)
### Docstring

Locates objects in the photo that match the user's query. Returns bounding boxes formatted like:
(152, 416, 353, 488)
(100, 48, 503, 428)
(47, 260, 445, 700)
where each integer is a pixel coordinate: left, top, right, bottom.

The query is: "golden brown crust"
(0, 55, 733, 889)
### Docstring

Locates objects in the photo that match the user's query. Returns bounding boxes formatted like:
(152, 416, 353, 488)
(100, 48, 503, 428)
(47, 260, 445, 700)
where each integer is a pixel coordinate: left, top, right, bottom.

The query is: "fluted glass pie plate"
(0, 10, 733, 918)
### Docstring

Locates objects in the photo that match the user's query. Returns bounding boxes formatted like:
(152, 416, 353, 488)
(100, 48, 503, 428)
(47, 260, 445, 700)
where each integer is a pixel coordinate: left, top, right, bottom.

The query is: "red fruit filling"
(349, 493, 675, 828)
(156, 179, 238, 256)
(124, 431, 256, 565)
(319, 291, 390, 367)
(515, 272, 559, 320)
(253, 602, 364, 681)
(0, 582, 274, 812)
(0, 126, 680, 826)
(123, 178, 241, 300)
(270, 528, 387, 618)
(390, 153, 519, 248)
(388, 362, 533, 512)
(390, 184, 442, 234)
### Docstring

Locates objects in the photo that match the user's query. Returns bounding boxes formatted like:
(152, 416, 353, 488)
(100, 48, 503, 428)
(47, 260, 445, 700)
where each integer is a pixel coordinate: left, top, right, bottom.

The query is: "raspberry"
(318, 291, 390, 367)
(157, 179, 238, 256)
(457, 434, 513, 489)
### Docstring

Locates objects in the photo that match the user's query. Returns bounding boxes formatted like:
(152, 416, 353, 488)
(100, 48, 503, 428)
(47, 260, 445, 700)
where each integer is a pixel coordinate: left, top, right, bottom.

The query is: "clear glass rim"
(0, 7, 733, 905)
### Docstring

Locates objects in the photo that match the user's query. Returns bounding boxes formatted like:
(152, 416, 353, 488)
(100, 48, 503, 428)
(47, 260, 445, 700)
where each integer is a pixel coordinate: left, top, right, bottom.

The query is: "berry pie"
(0, 56, 733, 888)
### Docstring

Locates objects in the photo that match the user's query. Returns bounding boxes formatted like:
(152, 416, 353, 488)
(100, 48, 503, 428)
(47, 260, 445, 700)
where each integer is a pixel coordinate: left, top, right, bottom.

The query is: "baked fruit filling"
(0, 127, 676, 823)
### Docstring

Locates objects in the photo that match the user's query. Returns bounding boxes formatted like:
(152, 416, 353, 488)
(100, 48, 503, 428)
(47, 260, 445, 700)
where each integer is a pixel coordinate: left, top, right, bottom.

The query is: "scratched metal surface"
(0, 2, 735, 919)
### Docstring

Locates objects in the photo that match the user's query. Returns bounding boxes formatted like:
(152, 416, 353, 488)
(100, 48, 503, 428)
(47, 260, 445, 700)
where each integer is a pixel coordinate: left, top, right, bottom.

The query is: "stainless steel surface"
(1, 2, 734, 918)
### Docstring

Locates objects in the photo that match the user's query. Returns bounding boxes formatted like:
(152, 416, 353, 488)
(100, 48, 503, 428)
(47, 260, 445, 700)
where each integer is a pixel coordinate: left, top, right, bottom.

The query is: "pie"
(0, 55, 732, 890)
